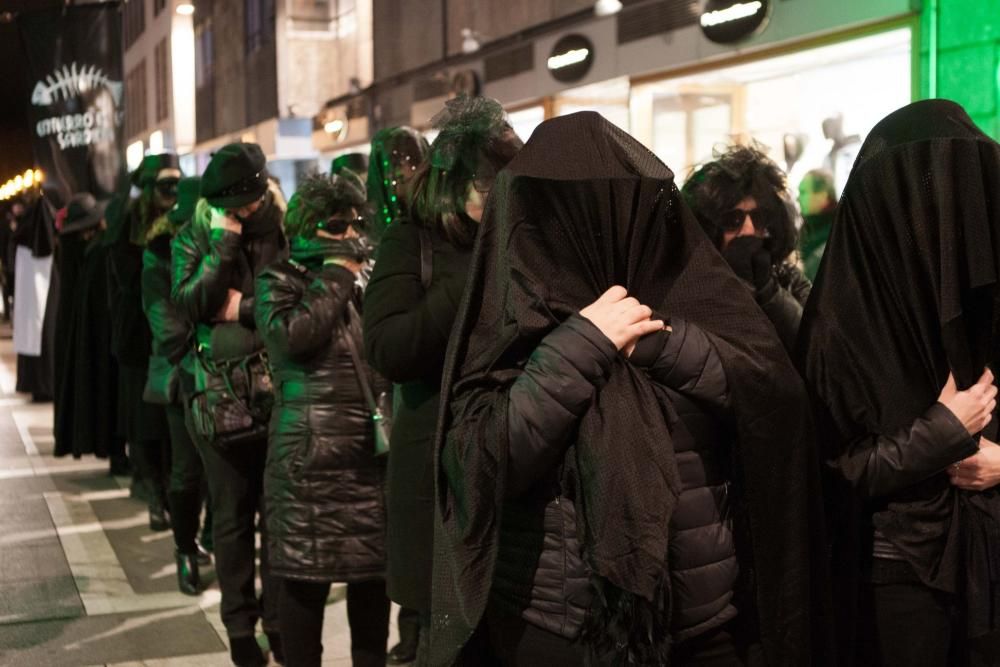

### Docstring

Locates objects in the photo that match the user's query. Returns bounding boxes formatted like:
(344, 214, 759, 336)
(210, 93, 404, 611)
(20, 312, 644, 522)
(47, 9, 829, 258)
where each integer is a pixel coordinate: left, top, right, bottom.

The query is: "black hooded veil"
(798, 99, 1000, 647)
(431, 112, 828, 665)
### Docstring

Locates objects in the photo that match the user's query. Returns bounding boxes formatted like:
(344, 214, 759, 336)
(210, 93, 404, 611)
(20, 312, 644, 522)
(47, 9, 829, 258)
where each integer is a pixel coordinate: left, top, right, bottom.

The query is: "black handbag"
(188, 343, 274, 448)
(343, 302, 392, 456)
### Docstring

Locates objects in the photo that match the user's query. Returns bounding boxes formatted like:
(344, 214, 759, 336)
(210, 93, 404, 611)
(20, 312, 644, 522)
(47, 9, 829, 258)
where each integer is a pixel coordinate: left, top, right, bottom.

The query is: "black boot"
(266, 632, 285, 665)
(175, 550, 202, 596)
(149, 498, 170, 532)
(229, 635, 266, 667)
(195, 542, 212, 566)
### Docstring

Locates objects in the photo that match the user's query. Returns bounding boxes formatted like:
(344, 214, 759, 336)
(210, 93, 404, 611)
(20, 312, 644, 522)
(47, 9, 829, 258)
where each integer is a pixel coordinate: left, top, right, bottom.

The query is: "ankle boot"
(149, 499, 170, 532)
(266, 631, 285, 665)
(195, 542, 212, 566)
(229, 635, 266, 667)
(175, 550, 202, 596)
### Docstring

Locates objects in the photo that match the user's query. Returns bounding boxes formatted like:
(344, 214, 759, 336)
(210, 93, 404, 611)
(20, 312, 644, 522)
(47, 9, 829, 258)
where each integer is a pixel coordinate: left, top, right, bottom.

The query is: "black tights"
(279, 578, 390, 667)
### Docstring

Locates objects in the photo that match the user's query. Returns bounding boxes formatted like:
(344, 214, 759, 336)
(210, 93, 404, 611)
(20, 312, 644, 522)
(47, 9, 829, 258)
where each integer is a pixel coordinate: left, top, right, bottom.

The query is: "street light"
(176, 3, 195, 16)
(594, 0, 623, 17)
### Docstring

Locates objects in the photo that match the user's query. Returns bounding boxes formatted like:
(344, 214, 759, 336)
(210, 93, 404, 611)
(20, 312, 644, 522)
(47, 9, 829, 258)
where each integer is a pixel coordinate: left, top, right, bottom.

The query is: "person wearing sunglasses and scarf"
(682, 145, 811, 352)
(255, 171, 391, 667)
(107, 153, 182, 532)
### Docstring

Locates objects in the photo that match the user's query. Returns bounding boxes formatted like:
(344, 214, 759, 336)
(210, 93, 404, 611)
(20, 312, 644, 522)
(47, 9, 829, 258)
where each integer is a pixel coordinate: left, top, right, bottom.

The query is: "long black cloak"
(431, 112, 829, 665)
(798, 99, 1000, 650)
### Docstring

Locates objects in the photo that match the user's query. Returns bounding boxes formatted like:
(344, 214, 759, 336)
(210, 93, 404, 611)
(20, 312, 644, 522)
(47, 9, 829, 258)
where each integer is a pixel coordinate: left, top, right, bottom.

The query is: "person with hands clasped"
(172, 142, 287, 667)
(432, 113, 829, 666)
(799, 101, 1000, 666)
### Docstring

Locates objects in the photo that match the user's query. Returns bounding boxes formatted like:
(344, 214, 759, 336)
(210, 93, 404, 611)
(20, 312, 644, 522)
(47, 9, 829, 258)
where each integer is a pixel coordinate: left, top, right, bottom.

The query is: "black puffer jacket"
(363, 217, 474, 611)
(489, 315, 735, 643)
(255, 238, 389, 582)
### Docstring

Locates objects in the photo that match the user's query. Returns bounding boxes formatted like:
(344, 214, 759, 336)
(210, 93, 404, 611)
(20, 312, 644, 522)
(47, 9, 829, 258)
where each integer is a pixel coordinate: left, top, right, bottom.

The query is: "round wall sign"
(547, 34, 594, 84)
(700, 0, 770, 44)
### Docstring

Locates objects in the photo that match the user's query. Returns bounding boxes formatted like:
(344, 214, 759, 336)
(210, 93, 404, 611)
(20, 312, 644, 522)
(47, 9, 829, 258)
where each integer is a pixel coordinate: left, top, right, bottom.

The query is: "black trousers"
(165, 404, 204, 553)
(398, 605, 421, 649)
(860, 578, 1000, 666)
(194, 432, 278, 638)
(481, 610, 743, 666)
(279, 578, 390, 667)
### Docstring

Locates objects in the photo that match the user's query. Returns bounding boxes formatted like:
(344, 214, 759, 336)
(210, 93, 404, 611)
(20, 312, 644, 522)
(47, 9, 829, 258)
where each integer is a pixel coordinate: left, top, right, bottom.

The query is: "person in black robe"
(430, 111, 832, 665)
(53, 193, 120, 462)
(798, 99, 1000, 666)
(13, 189, 57, 401)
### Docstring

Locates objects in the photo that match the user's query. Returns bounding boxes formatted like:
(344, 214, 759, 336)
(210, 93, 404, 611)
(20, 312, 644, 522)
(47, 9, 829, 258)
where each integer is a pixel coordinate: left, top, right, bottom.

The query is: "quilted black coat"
(255, 240, 389, 582)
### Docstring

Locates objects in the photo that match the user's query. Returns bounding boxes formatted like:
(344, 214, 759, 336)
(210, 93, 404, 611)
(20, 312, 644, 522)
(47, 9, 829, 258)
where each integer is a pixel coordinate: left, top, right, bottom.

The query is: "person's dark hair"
(368, 127, 428, 231)
(408, 96, 523, 247)
(802, 168, 837, 202)
(284, 171, 367, 240)
(682, 144, 798, 263)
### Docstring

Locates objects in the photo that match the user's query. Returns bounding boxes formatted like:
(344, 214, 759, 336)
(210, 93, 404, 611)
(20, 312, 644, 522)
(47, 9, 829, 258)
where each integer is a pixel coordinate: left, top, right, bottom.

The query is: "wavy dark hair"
(407, 96, 523, 247)
(682, 144, 798, 263)
(284, 171, 367, 239)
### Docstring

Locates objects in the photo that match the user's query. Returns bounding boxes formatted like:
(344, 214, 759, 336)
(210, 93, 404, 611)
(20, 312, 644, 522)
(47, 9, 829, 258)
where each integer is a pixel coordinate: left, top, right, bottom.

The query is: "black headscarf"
(798, 100, 1000, 640)
(432, 112, 826, 665)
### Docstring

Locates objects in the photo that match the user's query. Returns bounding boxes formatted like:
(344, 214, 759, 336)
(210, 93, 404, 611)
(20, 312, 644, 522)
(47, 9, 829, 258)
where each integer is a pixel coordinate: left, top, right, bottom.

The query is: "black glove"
(722, 236, 774, 293)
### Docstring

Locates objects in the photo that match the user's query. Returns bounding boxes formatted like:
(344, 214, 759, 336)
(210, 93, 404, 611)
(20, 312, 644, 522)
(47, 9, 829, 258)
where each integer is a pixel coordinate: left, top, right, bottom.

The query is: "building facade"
(122, 0, 198, 170)
(188, 0, 373, 192)
(314, 0, 999, 194)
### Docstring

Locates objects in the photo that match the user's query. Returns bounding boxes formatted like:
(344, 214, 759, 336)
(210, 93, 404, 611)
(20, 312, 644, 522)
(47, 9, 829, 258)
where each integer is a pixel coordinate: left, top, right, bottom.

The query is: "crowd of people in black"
(2, 95, 1000, 667)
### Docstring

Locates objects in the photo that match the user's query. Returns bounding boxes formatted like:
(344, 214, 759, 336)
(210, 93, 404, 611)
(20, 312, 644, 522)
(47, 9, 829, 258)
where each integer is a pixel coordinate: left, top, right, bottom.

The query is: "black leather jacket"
(171, 197, 287, 355)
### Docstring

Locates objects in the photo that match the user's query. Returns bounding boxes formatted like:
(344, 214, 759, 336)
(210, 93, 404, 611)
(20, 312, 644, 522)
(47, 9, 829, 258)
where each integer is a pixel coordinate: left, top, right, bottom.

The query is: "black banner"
(18, 2, 125, 206)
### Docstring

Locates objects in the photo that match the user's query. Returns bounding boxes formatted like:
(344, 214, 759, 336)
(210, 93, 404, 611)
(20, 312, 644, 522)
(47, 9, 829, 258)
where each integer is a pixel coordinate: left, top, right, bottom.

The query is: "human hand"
(580, 286, 664, 353)
(939, 369, 996, 436)
(324, 256, 364, 275)
(209, 208, 243, 234)
(722, 236, 772, 291)
(215, 288, 242, 322)
(948, 437, 1000, 491)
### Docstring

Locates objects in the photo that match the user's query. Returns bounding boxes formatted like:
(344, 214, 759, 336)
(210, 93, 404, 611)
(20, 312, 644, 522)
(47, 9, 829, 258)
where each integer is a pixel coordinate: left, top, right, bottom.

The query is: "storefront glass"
(554, 77, 631, 132)
(630, 28, 912, 193)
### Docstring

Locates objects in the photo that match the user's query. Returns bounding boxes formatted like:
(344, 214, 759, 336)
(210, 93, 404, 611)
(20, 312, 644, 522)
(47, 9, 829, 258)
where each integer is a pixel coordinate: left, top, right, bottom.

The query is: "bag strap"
(418, 226, 433, 290)
(342, 301, 379, 415)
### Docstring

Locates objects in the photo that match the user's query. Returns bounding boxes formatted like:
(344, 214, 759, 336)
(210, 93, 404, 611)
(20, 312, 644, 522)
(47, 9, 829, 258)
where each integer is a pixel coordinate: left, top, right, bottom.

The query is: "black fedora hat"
(61, 192, 108, 235)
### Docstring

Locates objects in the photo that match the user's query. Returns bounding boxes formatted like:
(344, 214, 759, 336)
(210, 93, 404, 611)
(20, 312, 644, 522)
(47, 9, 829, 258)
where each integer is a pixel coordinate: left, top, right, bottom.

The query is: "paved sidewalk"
(0, 334, 399, 666)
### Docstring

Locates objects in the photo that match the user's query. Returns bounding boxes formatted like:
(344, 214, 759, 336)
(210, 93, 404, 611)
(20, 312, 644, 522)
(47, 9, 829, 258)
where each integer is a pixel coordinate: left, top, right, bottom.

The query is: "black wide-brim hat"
(202, 142, 269, 209)
(62, 192, 108, 235)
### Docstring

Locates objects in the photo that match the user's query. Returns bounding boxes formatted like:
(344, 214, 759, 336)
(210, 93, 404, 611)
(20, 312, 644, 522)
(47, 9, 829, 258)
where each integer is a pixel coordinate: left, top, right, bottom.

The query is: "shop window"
(629, 28, 913, 191)
(554, 77, 631, 133)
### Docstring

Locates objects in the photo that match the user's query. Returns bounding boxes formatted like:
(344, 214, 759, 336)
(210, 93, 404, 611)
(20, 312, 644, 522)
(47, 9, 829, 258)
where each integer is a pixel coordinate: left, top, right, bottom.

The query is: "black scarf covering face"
(431, 112, 827, 665)
(798, 100, 1000, 643)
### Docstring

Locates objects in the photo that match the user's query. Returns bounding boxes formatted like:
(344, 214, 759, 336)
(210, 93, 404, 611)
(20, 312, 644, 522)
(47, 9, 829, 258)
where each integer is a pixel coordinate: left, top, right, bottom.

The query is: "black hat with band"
(62, 192, 108, 235)
(202, 142, 269, 209)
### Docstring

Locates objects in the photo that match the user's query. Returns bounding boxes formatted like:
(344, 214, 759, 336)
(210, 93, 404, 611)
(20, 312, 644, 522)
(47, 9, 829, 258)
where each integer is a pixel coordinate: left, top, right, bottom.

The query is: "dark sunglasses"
(155, 178, 180, 197)
(719, 207, 773, 233)
(317, 214, 366, 235)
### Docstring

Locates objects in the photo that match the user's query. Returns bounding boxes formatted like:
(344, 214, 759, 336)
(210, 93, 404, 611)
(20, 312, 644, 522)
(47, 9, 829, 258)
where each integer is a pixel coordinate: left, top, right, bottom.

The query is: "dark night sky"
(0, 0, 64, 181)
